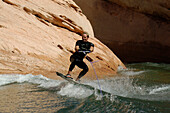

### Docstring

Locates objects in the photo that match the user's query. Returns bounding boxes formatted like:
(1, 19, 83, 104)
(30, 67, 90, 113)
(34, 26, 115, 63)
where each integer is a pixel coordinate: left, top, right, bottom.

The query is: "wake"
(0, 74, 169, 101)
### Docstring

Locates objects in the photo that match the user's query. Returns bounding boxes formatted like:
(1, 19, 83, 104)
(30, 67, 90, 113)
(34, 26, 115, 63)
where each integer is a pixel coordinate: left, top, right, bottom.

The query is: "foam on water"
(133, 85, 170, 101)
(85, 77, 146, 97)
(84, 76, 170, 101)
(149, 85, 170, 94)
(0, 74, 61, 87)
(0, 74, 94, 99)
(57, 83, 93, 99)
(118, 66, 146, 76)
(121, 70, 145, 76)
(0, 73, 169, 101)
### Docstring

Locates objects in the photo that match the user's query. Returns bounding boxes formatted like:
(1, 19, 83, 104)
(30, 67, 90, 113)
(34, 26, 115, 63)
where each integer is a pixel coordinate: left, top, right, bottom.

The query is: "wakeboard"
(56, 72, 94, 89)
(56, 72, 111, 96)
(56, 72, 79, 85)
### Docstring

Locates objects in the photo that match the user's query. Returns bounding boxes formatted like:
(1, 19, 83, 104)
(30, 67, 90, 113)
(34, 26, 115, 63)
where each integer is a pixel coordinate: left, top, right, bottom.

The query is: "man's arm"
(85, 45, 94, 62)
(75, 45, 79, 52)
(89, 46, 94, 52)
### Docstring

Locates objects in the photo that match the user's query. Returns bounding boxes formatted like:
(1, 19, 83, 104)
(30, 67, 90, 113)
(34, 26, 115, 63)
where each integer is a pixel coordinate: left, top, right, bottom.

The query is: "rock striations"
(0, 0, 125, 80)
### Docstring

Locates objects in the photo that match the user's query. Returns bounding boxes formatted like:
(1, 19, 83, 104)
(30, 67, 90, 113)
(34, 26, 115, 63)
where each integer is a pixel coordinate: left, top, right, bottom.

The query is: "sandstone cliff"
(0, 0, 125, 80)
(74, 0, 170, 63)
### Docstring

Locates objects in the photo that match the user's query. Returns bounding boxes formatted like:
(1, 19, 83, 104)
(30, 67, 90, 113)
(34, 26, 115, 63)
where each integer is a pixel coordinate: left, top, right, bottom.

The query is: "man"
(66, 32, 94, 81)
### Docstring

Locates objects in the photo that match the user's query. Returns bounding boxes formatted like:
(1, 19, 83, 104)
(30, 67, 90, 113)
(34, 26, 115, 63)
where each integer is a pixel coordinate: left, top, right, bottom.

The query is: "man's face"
(82, 34, 88, 42)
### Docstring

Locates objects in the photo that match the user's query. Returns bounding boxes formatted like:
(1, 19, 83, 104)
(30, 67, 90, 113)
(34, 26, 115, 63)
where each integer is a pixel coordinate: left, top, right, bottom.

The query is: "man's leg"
(76, 61, 89, 81)
(67, 61, 76, 77)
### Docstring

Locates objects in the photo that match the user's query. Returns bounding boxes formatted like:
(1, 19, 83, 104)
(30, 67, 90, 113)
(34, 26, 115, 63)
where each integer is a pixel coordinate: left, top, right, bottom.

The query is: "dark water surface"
(0, 63, 169, 112)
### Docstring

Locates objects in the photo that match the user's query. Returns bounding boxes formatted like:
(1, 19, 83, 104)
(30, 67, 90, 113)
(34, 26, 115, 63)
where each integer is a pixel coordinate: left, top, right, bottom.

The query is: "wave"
(0, 74, 169, 102)
(0, 74, 61, 87)
(118, 66, 146, 76)
(149, 85, 170, 94)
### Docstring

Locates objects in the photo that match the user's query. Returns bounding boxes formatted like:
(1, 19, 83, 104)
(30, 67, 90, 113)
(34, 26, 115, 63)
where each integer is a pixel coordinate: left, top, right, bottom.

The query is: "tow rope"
(90, 61, 103, 98)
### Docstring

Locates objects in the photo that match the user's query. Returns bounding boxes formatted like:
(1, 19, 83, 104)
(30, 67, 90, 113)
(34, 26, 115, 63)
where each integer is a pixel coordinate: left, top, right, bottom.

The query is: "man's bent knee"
(84, 66, 89, 73)
(78, 66, 89, 79)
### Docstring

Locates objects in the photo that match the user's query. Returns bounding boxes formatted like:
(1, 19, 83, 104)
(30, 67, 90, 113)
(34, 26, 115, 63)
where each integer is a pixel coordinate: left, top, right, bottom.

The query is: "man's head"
(82, 32, 89, 42)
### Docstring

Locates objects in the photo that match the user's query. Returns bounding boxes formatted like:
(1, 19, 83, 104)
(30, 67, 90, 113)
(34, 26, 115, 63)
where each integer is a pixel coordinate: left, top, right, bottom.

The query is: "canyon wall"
(74, 0, 170, 63)
(0, 0, 125, 80)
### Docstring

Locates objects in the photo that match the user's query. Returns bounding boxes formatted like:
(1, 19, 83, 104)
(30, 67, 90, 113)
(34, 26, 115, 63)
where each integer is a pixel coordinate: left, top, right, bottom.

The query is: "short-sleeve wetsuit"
(69, 40, 94, 79)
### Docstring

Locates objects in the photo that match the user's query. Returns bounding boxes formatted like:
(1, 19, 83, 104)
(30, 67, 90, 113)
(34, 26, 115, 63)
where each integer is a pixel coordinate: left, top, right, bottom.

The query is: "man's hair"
(82, 32, 89, 38)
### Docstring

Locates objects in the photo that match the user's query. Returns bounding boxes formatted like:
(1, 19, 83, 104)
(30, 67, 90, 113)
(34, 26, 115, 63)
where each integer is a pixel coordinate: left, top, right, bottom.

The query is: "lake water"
(0, 62, 169, 112)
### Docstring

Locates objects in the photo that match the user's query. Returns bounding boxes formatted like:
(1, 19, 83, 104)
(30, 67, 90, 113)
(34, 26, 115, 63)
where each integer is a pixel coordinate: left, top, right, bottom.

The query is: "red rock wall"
(0, 0, 126, 80)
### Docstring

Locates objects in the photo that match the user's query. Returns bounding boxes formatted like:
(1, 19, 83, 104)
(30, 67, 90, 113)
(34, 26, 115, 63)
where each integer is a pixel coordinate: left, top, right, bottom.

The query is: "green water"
(0, 63, 169, 112)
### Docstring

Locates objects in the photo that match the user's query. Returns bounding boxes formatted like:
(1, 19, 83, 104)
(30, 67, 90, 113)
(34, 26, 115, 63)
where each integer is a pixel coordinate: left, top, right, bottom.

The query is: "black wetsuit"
(69, 40, 94, 79)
